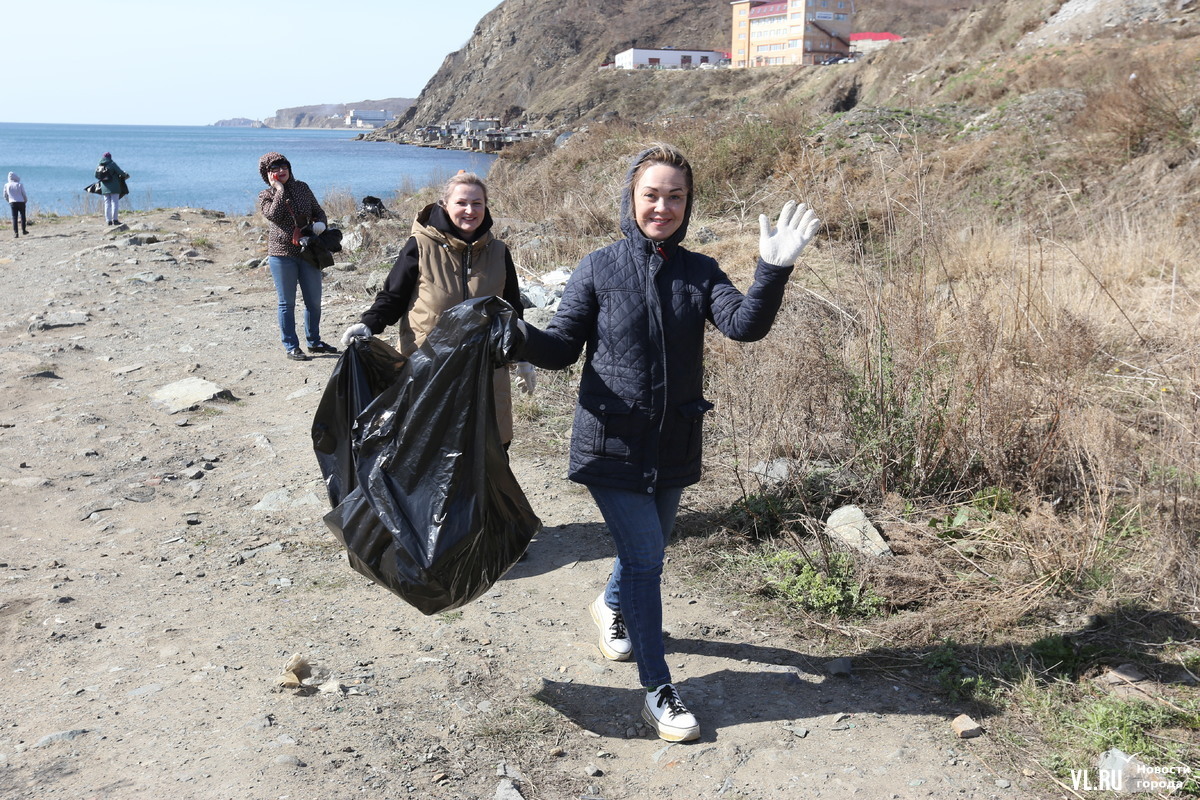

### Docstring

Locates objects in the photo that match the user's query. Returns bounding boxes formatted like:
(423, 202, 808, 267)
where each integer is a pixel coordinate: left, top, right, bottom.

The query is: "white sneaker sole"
(642, 704, 700, 742)
(589, 600, 631, 662)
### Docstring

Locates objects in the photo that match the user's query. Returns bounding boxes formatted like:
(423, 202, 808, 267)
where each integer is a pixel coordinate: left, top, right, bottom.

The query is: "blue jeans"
(268, 255, 324, 351)
(588, 484, 685, 689)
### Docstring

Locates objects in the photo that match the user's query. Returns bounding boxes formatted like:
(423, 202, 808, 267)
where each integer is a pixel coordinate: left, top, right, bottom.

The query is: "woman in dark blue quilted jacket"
(520, 143, 821, 742)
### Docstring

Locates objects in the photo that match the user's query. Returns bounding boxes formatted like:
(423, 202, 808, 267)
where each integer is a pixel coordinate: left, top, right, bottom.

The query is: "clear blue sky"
(9, 0, 503, 126)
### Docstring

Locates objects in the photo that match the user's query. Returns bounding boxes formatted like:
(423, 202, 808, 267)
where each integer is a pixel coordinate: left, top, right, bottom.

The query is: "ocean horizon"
(0, 122, 496, 217)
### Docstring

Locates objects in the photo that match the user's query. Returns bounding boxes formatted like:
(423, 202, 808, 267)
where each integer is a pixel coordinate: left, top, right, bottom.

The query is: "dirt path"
(0, 211, 1033, 799)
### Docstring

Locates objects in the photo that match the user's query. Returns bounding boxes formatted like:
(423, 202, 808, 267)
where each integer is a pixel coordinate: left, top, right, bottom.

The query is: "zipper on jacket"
(646, 241, 668, 491)
(461, 244, 473, 301)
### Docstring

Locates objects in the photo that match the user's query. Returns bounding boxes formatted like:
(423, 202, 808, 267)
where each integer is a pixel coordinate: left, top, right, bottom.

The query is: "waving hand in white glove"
(758, 200, 821, 267)
(341, 323, 372, 346)
(514, 362, 537, 395)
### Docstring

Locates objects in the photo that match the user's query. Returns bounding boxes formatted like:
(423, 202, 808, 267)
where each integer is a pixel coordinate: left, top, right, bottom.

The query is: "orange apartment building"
(730, 0, 856, 68)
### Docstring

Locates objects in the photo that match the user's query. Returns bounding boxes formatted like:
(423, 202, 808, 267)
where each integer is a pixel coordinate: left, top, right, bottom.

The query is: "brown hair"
(628, 143, 693, 203)
(441, 171, 488, 205)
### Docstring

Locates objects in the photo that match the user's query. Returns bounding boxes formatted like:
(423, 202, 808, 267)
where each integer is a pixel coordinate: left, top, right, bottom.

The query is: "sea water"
(0, 122, 495, 217)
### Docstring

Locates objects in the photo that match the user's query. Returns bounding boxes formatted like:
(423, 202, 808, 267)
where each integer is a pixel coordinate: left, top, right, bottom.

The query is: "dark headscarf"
(258, 152, 292, 184)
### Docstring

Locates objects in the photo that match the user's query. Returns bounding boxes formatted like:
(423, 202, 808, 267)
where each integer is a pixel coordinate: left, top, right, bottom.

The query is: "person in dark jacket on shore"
(518, 143, 820, 742)
(340, 171, 534, 446)
(257, 151, 339, 361)
(95, 152, 130, 225)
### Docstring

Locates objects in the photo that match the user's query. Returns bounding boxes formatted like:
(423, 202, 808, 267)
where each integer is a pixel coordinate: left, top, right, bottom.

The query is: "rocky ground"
(0, 210, 1038, 800)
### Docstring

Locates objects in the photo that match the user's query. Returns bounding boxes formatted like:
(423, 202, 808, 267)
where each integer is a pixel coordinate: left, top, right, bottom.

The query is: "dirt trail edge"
(0, 212, 1033, 800)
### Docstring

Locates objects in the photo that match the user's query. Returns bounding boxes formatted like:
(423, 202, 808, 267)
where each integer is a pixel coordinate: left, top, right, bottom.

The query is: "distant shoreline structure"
(212, 98, 415, 131)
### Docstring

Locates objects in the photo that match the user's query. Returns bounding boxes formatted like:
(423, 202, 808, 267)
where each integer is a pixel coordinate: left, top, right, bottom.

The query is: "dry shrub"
(686, 126, 1200, 621)
(319, 188, 357, 219)
(489, 107, 1199, 623)
(1076, 59, 1199, 163)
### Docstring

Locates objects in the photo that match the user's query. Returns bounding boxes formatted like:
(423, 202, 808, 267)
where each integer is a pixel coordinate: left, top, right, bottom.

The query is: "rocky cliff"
(261, 98, 415, 129)
(377, 0, 729, 132)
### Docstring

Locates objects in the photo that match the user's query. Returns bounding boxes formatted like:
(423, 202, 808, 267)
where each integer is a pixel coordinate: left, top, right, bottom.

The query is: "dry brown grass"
(425, 81, 1200, 637)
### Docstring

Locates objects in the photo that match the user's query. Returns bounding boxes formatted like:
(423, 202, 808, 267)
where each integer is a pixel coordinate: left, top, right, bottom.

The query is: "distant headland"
(211, 98, 414, 130)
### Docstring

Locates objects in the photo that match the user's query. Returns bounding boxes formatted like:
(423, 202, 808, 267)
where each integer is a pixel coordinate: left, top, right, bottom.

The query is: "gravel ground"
(0, 210, 1038, 799)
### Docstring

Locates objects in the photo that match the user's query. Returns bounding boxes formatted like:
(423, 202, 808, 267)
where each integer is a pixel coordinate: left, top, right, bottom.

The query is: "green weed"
(923, 639, 1003, 703)
(762, 550, 882, 618)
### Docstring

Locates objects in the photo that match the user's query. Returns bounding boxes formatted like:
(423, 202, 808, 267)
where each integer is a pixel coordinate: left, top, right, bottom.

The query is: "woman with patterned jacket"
(257, 151, 338, 361)
(341, 171, 534, 446)
(517, 143, 821, 742)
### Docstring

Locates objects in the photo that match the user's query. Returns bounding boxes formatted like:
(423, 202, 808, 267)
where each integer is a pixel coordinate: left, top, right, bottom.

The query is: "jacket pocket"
(578, 392, 638, 462)
(676, 398, 714, 464)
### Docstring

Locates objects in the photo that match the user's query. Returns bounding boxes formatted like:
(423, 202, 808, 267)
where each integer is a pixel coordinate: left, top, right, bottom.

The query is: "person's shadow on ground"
(533, 606, 1200, 742)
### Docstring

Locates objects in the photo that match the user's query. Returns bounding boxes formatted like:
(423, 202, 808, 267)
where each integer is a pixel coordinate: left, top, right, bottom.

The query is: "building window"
(835, 13, 846, 20)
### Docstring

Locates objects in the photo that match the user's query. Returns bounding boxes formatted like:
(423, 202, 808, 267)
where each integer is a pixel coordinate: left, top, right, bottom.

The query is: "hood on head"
(258, 152, 291, 184)
(619, 145, 694, 248)
(417, 202, 495, 244)
(6, 173, 16, 183)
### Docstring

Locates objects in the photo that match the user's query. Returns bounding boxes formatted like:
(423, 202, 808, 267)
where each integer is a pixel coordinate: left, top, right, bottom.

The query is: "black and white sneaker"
(590, 594, 631, 661)
(643, 683, 700, 742)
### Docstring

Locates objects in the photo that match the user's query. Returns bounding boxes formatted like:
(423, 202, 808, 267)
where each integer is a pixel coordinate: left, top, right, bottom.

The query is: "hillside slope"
(369, 0, 1195, 137)
(380, 0, 729, 130)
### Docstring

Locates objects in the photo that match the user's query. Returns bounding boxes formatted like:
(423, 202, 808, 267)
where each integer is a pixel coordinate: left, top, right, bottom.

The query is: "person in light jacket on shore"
(257, 151, 339, 361)
(341, 171, 534, 447)
(95, 152, 130, 225)
(4, 172, 27, 237)
(517, 143, 820, 742)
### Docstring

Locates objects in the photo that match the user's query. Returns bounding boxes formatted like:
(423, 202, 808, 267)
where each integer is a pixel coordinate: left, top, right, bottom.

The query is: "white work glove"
(514, 362, 536, 395)
(758, 200, 821, 267)
(311, 221, 326, 235)
(341, 322, 372, 346)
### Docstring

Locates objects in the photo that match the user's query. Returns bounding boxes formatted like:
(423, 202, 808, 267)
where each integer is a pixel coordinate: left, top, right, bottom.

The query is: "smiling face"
(268, 162, 290, 183)
(444, 183, 487, 236)
(633, 163, 689, 242)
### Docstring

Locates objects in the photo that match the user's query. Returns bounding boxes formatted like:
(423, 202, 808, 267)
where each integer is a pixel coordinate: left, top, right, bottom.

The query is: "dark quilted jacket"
(520, 149, 794, 492)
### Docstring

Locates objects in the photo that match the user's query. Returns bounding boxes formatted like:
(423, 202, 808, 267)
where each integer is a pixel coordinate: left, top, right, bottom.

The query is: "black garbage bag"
(313, 296, 541, 615)
(311, 336, 408, 507)
(359, 195, 389, 218)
